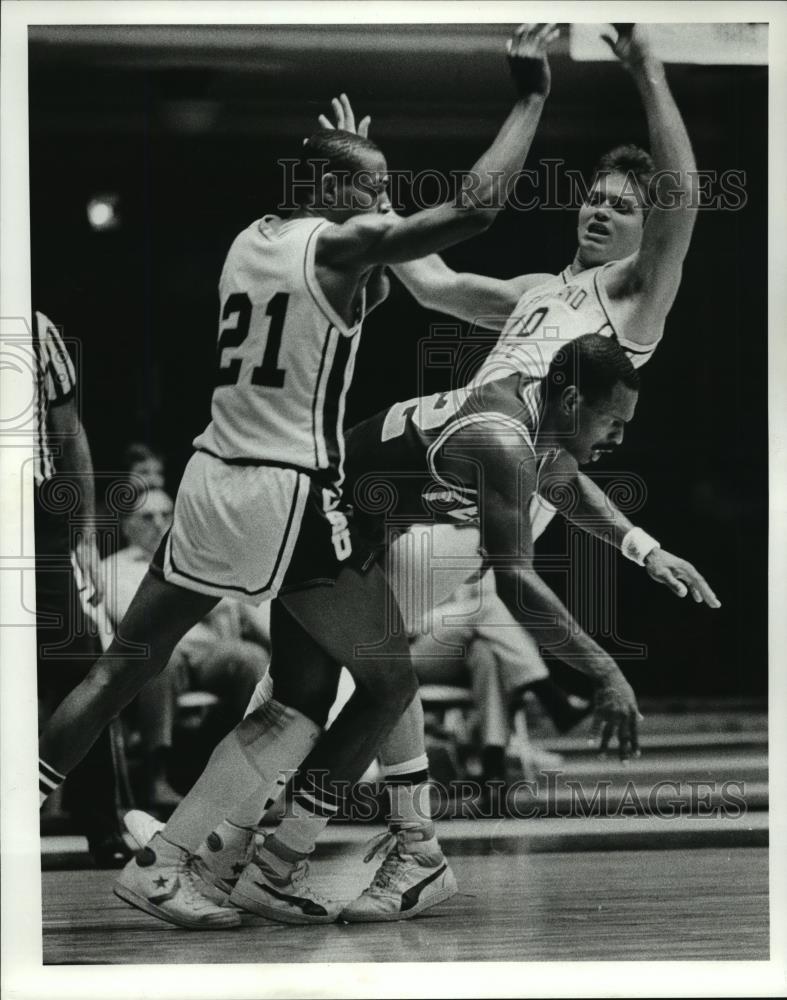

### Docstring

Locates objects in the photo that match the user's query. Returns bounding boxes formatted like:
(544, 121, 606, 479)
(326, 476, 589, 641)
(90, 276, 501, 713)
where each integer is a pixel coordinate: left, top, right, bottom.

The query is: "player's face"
(124, 488, 174, 554)
(331, 150, 391, 220)
(572, 382, 638, 466)
(576, 172, 646, 267)
(130, 456, 165, 490)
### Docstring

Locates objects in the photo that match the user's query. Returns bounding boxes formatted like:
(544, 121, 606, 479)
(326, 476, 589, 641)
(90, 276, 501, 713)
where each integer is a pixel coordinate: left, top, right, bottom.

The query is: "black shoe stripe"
(255, 881, 328, 917)
(400, 863, 447, 913)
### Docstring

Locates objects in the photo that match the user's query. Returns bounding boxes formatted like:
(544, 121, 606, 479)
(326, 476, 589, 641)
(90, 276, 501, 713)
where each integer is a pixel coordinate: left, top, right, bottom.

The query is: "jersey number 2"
(216, 291, 288, 388)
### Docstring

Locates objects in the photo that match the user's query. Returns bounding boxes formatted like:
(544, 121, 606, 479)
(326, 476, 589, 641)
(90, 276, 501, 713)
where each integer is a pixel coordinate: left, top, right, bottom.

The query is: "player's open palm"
(601, 23, 653, 71)
(317, 93, 371, 137)
(644, 548, 721, 608)
(507, 23, 559, 98)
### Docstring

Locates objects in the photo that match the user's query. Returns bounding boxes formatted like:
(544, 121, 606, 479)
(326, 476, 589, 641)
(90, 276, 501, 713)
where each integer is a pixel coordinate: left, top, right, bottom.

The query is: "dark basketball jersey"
(344, 372, 557, 545)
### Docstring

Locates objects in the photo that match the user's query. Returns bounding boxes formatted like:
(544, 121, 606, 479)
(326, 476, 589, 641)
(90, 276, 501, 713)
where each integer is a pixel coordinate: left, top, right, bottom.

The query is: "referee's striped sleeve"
(37, 312, 76, 403)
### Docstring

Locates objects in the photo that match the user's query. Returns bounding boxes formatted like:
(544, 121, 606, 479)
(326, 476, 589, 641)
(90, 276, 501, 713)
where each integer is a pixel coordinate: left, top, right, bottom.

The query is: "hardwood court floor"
(42, 839, 768, 964)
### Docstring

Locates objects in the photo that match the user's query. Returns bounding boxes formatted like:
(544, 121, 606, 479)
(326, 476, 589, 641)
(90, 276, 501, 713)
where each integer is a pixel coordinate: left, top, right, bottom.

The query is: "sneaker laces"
(365, 846, 411, 895)
(179, 852, 226, 912)
(362, 830, 398, 864)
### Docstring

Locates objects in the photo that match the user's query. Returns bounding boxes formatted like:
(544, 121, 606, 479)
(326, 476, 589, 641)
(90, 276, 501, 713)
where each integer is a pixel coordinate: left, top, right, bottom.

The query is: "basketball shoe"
(340, 823, 457, 922)
(123, 811, 254, 907)
(122, 809, 164, 850)
(194, 820, 256, 905)
(114, 832, 241, 929)
(229, 840, 342, 924)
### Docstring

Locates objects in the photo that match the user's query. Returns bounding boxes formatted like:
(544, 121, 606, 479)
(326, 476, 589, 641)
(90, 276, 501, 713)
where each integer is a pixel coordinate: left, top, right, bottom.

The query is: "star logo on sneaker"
(148, 876, 181, 905)
(153, 876, 168, 888)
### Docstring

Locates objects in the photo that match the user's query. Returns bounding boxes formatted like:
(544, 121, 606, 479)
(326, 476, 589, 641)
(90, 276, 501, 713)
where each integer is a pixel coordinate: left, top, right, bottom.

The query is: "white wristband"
(621, 527, 660, 567)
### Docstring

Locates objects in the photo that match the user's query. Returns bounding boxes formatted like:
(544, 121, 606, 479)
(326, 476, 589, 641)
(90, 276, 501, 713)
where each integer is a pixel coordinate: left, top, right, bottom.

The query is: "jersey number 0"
(216, 291, 288, 389)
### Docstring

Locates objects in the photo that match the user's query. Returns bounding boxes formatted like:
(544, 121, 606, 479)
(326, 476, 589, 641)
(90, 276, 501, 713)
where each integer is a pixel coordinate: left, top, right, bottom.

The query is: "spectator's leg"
(135, 652, 185, 808)
(465, 638, 509, 785)
(190, 639, 266, 724)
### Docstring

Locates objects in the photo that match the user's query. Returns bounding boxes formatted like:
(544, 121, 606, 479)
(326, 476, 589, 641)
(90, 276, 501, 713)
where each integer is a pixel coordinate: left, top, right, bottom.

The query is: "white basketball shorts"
(151, 450, 310, 605)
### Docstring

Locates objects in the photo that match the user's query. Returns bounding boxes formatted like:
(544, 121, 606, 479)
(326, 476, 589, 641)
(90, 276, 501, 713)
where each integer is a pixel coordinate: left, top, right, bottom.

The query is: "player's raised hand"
(644, 548, 721, 608)
(601, 23, 654, 71)
(590, 671, 641, 762)
(506, 23, 559, 99)
(317, 93, 371, 137)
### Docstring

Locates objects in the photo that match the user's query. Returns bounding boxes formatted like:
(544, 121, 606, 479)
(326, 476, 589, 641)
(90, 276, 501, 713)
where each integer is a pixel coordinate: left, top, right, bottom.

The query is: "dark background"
(28, 25, 767, 698)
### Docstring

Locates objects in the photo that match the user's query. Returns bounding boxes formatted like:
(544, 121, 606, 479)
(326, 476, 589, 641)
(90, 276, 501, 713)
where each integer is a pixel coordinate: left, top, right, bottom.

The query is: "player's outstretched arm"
(443, 426, 641, 759)
(603, 24, 698, 322)
(315, 94, 551, 328)
(392, 254, 552, 330)
(541, 456, 721, 608)
(318, 24, 557, 270)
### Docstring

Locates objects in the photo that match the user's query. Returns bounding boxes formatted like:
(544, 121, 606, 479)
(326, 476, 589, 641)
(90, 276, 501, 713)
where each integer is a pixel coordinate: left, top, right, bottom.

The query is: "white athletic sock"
(162, 699, 319, 853)
(269, 799, 333, 858)
(382, 754, 440, 856)
(268, 770, 343, 858)
(225, 766, 299, 829)
(388, 782, 434, 826)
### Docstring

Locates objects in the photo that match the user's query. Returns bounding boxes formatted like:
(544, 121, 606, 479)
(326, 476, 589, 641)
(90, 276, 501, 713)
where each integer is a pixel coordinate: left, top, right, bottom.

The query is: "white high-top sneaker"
(114, 832, 241, 930)
(340, 824, 457, 923)
(195, 820, 256, 905)
(229, 840, 343, 925)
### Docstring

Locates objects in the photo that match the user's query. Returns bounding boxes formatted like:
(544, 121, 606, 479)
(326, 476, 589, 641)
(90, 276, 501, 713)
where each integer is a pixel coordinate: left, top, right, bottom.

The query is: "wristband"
(507, 55, 549, 98)
(621, 527, 660, 567)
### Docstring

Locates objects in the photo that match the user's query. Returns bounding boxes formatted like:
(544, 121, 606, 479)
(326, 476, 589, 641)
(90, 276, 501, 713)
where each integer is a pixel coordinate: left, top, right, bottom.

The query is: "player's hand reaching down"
(317, 93, 371, 137)
(506, 23, 559, 98)
(591, 672, 642, 762)
(644, 549, 721, 608)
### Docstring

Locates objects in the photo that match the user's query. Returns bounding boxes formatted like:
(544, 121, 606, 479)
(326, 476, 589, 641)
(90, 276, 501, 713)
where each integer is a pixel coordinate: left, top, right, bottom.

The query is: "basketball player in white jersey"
(37, 24, 561, 929)
(393, 23, 693, 379)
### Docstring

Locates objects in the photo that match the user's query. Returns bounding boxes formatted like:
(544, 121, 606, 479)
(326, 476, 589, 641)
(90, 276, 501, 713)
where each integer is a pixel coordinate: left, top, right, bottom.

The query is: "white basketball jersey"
(473, 263, 659, 387)
(194, 215, 364, 476)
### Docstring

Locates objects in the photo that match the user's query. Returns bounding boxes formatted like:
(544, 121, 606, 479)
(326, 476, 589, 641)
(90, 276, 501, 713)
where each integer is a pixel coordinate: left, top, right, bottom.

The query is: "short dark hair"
(591, 144, 655, 207)
(123, 441, 163, 470)
(293, 129, 383, 206)
(546, 334, 639, 406)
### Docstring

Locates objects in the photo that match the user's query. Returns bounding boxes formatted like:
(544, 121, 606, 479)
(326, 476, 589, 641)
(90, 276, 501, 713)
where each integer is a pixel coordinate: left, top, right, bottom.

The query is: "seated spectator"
(409, 568, 588, 795)
(102, 483, 270, 808)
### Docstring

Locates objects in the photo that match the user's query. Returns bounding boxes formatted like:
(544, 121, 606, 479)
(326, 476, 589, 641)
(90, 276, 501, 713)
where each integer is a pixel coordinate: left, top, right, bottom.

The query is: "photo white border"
(2, 2, 785, 997)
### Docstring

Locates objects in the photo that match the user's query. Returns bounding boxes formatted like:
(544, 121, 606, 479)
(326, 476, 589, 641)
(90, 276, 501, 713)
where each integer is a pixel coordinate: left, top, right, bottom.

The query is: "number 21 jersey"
(194, 215, 364, 476)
